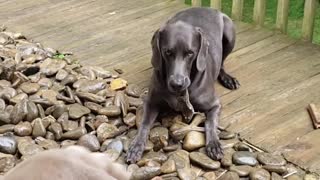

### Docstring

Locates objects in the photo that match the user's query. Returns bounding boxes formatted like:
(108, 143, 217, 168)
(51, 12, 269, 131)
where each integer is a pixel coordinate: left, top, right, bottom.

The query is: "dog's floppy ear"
(151, 29, 162, 71)
(196, 27, 209, 72)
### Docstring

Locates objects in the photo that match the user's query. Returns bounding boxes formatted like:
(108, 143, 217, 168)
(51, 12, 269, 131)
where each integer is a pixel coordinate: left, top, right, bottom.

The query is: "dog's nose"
(169, 75, 185, 91)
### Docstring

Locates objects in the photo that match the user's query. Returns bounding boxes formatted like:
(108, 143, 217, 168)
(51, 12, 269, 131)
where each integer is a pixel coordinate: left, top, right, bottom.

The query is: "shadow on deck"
(1, 0, 320, 174)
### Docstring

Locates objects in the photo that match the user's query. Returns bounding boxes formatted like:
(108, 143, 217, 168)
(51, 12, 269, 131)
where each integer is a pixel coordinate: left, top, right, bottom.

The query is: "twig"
(282, 170, 297, 178)
(216, 170, 228, 180)
(241, 140, 266, 153)
(307, 104, 320, 129)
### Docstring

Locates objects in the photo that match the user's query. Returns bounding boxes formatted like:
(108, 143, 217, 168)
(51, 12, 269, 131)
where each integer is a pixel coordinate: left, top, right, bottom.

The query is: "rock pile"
(0, 28, 318, 180)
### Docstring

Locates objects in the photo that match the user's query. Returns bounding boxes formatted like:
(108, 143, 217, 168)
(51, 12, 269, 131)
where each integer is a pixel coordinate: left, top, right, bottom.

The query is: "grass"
(185, 0, 320, 44)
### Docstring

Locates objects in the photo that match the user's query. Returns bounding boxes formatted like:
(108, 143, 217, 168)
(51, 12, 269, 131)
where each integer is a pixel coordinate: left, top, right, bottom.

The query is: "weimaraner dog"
(127, 7, 240, 163)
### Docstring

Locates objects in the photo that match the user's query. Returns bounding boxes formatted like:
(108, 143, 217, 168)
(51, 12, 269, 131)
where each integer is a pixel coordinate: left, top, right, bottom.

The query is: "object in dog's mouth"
(176, 90, 194, 122)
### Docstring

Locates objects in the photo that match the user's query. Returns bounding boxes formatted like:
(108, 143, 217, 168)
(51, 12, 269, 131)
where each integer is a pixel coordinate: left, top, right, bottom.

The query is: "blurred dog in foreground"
(1, 146, 131, 180)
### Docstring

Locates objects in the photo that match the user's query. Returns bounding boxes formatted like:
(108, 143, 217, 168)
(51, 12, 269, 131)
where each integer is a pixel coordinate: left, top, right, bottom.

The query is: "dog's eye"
(186, 51, 194, 57)
(165, 49, 173, 56)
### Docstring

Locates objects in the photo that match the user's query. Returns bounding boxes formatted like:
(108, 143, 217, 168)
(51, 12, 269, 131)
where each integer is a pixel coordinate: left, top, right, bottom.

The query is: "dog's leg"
(205, 98, 223, 160)
(126, 102, 159, 163)
(218, 15, 240, 90)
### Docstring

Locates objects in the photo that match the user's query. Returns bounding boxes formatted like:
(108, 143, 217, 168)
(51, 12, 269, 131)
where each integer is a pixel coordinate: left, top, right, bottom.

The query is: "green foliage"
(187, 0, 320, 44)
(53, 53, 65, 59)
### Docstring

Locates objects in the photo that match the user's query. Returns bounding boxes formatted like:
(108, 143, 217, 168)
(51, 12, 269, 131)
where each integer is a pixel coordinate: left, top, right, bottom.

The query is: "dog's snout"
(169, 75, 186, 91)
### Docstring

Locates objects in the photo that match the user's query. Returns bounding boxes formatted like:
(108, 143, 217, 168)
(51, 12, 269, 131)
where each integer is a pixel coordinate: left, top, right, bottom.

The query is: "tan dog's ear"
(196, 27, 209, 72)
(151, 29, 162, 71)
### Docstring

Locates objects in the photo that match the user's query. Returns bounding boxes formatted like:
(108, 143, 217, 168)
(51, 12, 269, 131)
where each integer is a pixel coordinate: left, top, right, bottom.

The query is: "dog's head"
(151, 21, 209, 93)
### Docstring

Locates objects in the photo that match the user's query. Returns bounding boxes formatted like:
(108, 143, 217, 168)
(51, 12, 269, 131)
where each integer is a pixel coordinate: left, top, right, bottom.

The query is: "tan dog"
(2, 146, 131, 180)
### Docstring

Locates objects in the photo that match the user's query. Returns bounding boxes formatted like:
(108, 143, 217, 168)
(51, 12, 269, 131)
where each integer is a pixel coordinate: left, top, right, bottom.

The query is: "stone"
(150, 126, 169, 151)
(52, 104, 67, 119)
(10, 99, 28, 124)
(250, 168, 271, 180)
(114, 91, 129, 116)
(0, 125, 15, 134)
(77, 134, 100, 152)
(38, 78, 53, 88)
(84, 102, 102, 113)
(128, 164, 139, 174)
(219, 131, 236, 140)
(62, 127, 87, 140)
(128, 96, 143, 107)
(221, 138, 239, 149)
(163, 143, 180, 152)
(104, 149, 121, 161)
(220, 172, 240, 180)
(183, 131, 205, 151)
(19, 82, 40, 94)
(271, 172, 283, 180)
(61, 120, 78, 132)
(69, 103, 91, 119)
(161, 159, 176, 174)
(0, 135, 17, 155)
(123, 113, 136, 127)
(26, 101, 38, 122)
(233, 151, 258, 166)
(48, 122, 63, 140)
(10, 93, 28, 104)
(90, 66, 112, 79)
(18, 141, 44, 156)
(189, 152, 220, 170)
(97, 123, 119, 142)
(45, 131, 55, 140)
(106, 139, 123, 153)
(263, 165, 287, 174)
(304, 174, 318, 180)
(203, 172, 216, 180)
(230, 165, 253, 177)
(161, 172, 179, 179)
(40, 58, 66, 76)
(234, 142, 252, 152)
(32, 118, 46, 138)
(168, 150, 190, 169)
(287, 175, 303, 180)
(125, 84, 142, 98)
(0, 153, 16, 173)
(55, 69, 68, 81)
(110, 78, 127, 90)
(14, 122, 32, 136)
(131, 166, 161, 180)
(60, 140, 77, 148)
(0, 99, 5, 111)
(35, 137, 59, 150)
(257, 152, 286, 166)
(138, 151, 168, 166)
(98, 106, 121, 117)
(177, 167, 197, 180)
(41, 90, 58, 104)
(79, 67, 96, 80)
(75, 79, 106, 93)
(221, 148, 235, 168)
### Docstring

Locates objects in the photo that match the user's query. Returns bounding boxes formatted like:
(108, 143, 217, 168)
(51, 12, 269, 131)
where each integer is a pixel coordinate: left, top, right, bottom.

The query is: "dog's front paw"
(218, 72, 240, 90)
(126, 140, 145, 164)
(206, 140, 224, 160)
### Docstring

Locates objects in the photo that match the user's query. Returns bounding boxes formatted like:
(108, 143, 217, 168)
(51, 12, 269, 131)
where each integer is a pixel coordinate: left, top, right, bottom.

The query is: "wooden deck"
(1, 0, 320, 174)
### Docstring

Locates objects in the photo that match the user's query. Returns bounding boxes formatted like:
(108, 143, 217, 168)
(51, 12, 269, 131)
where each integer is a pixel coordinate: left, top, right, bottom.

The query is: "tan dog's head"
(3, 146, 131, 180)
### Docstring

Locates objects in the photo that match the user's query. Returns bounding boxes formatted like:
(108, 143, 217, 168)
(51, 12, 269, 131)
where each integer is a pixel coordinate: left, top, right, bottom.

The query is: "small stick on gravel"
(282, 170, 297, 178)
(216, 170, 228, 180)
(241, 140, 266, 152)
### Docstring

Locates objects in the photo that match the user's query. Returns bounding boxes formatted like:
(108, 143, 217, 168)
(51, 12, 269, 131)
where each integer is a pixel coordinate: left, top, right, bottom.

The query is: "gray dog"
(127, 7, 240, 163)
